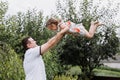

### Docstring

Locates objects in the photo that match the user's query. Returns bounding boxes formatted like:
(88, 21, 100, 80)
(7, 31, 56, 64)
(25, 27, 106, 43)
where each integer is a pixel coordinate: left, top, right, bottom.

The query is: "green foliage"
(0, 42, 25, 80)
(0, 1, 25, 80)
(0, 1, 56, 80)
(43, 50, 61, 80)
(3, 11, 45, 54)
(0, 6, 53, 56)
(0, 1, 8, 20)
(56, 0, 120, 80)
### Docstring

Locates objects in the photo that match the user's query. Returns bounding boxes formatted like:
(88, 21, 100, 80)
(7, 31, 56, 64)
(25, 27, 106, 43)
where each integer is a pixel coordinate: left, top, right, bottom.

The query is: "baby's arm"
(84, 21, 102, 38)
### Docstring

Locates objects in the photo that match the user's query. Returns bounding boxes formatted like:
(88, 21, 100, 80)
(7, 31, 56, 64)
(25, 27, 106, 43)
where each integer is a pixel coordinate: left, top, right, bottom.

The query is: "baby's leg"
(84, 21, 102, 38)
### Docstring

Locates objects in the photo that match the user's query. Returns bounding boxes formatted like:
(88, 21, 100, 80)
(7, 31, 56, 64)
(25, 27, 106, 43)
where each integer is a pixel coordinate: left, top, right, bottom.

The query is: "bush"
(0, 42, 25, 80)
(43, 50, 61, 80)
(66, 66, 81, 75)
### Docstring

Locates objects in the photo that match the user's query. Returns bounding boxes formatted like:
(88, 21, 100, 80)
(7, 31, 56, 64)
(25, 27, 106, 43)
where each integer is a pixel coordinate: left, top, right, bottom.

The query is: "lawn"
(68, 66, 120, 77)
(93, 69, 120, 77)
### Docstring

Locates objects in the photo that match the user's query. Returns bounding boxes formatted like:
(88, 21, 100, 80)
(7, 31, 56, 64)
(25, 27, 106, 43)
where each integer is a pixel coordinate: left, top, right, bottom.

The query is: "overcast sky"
(1, 0, 120, 16)
(2, 0, 57, 16)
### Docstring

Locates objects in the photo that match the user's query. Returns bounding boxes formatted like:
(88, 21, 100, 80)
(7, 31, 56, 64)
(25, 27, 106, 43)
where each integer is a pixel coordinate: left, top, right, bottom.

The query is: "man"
(22, 26, 69, 80)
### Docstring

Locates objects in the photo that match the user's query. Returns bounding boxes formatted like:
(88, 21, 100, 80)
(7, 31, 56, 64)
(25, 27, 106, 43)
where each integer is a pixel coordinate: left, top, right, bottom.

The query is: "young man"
(22, 26, 69, 80)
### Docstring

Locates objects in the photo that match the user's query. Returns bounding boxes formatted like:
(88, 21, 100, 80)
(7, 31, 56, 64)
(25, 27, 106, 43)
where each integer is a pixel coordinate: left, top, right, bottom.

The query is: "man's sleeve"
(40, 46, 42, 55)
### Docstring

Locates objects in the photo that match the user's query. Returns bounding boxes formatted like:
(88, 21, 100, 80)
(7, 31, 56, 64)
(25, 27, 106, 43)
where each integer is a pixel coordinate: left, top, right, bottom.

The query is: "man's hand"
(60, 24, 69, 34)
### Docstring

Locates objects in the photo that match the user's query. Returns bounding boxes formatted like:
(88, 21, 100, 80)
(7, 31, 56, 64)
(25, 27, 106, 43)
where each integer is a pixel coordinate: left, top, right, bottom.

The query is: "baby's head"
(46, 18, 60, 31)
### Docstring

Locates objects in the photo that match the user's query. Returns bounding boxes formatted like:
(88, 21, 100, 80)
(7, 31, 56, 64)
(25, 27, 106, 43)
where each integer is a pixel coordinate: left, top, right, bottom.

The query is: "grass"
(67, 66, 120, 77)
(118, 52, 120, 55)
(93, 66, 120, 77)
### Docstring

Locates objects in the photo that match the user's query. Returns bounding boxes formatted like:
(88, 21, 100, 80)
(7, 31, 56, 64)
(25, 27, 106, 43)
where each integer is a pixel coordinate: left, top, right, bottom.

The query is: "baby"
(46, 18, 102, 38)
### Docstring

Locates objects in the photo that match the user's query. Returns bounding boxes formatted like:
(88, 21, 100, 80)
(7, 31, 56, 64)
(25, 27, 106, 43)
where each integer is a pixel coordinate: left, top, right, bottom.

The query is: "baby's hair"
(46, 18, 61, 27)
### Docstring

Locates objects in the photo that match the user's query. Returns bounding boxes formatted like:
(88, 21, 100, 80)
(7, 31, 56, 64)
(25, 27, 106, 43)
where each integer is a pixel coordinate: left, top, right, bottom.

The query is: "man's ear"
(27, 43, 30, 48)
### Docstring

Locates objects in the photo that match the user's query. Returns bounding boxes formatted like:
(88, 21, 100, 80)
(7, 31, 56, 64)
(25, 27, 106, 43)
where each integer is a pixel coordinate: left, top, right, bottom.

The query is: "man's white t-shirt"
(23, 46, 46, 80)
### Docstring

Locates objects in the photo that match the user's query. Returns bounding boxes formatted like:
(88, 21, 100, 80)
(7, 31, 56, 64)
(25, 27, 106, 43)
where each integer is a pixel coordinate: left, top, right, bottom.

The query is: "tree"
(56, 0, 120, 80)
(0, 2, 25, 80)
(0, 1, 8, 42)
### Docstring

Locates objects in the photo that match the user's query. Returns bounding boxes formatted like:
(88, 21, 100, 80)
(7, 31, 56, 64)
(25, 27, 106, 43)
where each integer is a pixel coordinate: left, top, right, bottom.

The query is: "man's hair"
(22, 36, 31, 51)
(46, 18, 60, 27)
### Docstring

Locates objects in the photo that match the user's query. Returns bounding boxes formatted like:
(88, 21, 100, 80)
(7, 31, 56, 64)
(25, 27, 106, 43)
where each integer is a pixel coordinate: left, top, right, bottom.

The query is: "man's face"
(27, 37, 37, 48)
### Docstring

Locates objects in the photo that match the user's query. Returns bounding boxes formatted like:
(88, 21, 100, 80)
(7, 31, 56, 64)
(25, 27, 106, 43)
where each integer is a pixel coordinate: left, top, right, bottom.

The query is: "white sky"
(2, 0, 57, 16)
(1, 0, 120, 17)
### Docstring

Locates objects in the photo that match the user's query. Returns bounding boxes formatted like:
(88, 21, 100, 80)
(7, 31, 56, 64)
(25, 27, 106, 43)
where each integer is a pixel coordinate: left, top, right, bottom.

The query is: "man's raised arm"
(41, 26, 69, 55)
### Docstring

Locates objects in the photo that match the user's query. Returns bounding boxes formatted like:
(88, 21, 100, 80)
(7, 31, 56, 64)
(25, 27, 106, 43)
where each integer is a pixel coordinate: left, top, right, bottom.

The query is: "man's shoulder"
(25, 46, 40, 53)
